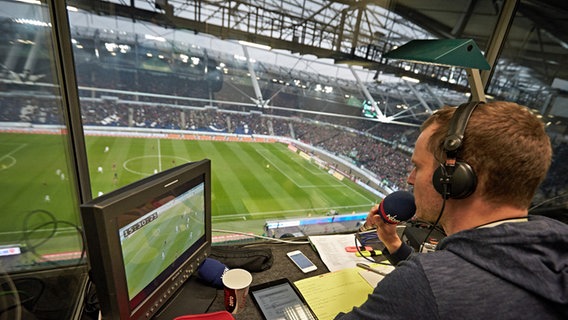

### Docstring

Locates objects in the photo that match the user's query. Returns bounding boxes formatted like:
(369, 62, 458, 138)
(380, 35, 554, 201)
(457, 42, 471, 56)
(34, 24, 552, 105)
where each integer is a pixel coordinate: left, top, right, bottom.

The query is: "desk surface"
(208, 241, 330, 319)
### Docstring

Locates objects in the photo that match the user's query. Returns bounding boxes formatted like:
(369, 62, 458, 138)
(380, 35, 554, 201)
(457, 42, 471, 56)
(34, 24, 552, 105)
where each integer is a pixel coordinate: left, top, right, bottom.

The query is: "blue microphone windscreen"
(380, 191, 416, 224)
(197, 258, 228, 289)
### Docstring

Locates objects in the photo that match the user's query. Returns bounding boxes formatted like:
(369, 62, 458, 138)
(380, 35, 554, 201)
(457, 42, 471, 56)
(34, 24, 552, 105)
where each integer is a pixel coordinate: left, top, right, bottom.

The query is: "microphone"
(197, 258, 229, 289)
(359, 191, 416, 231)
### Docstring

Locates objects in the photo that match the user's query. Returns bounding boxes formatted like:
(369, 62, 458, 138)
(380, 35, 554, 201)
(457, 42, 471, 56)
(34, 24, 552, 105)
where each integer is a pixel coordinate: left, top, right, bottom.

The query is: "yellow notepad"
(294, 268, 374, 320)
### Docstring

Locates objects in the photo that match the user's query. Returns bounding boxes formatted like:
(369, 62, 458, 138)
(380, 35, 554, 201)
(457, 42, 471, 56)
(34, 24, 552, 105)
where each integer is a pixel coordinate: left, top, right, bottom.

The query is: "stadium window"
(0, 1, 86, 318)
(1, 1, 566, 318)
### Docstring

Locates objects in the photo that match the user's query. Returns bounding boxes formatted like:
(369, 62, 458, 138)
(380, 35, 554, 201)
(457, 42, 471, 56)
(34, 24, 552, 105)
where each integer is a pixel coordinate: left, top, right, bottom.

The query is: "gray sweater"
(335, 215, 568, 319)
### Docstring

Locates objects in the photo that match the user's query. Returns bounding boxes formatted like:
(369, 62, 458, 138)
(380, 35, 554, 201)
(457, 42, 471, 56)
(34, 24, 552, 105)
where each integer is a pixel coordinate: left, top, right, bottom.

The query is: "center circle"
(123, 155, 191, 176)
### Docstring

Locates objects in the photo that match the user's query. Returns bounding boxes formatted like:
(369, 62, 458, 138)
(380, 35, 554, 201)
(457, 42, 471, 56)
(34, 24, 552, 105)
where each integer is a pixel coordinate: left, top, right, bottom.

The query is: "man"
(336, 101, 568, 319)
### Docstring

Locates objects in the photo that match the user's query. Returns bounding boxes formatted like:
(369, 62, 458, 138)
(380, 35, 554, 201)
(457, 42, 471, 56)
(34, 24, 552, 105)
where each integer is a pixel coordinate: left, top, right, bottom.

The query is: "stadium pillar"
(180, 110, 186, 129)
(349, 66, 386, 121)
(129, 108, 134, 127)
(242, 45, 265, 108)
(3, 35, 23, 72)
(404, 81, 433, 113)
(22, 31, 44, 79)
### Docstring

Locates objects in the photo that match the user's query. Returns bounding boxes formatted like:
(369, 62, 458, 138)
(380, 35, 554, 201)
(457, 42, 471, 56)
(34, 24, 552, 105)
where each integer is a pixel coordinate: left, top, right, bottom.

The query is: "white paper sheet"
(308, 234, 375, 272)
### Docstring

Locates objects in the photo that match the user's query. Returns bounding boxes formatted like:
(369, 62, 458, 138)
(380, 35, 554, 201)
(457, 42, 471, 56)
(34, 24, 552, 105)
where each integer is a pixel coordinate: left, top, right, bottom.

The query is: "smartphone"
(287, 250, 317, 273)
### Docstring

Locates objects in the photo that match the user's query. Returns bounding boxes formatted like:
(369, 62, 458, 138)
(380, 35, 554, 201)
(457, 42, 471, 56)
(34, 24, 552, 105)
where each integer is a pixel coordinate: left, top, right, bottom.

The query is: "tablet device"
(249, 278, 317, 320)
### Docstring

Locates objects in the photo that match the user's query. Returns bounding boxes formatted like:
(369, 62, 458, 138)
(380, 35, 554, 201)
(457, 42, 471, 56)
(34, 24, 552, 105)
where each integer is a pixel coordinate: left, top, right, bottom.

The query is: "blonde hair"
(422, 101, 552, 208)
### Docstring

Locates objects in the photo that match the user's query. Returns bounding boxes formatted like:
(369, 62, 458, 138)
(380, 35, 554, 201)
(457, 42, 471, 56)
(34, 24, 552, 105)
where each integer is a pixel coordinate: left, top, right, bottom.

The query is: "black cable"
(20, 209, 87, 268)
(0, 270, 22, 318)
(354, 232, 377, 263)
(354, 228, 390, 264)
(418, 183, 447, 253)
(22, 209, 58, 250)
(0, 209, 88, 318)
(82, 278, 100, 316)
(529, 191, 568, 211)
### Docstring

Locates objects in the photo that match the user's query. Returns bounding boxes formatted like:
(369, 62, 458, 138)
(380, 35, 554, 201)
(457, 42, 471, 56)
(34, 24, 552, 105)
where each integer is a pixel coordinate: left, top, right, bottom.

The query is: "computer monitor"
(81, 159, 212, 319)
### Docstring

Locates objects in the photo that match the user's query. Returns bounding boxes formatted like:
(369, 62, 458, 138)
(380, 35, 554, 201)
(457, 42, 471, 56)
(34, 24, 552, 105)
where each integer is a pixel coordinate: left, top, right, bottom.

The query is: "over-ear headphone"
(432, 101, 483, 199)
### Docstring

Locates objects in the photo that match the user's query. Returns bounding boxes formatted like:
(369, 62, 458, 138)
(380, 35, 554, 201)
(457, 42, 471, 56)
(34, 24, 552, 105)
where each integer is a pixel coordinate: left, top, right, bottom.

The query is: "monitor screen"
(81, 159, 211, 319)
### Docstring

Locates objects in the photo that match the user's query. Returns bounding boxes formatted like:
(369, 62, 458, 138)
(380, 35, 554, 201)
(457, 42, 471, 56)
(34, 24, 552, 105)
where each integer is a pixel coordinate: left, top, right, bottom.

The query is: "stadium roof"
(65, 1, 566, 89)
(64, 0, 567, 128)
(3, 0, 567, 129)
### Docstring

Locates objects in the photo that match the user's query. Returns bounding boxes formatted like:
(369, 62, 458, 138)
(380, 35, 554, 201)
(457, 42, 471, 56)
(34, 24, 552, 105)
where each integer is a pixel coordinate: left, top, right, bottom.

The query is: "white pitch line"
(123, 155, 191, 176)
(300, 184, 344, 188)
(258, 151, 306, 188)
(257, 149, 373, 203)
(212, 203, 373, 221)
(0, 226, 79, 236)
(0, 143, 27, 162)
(157, 138, 162, 172)
(338, 179, 376, 203)
(258, 149, 338, 188)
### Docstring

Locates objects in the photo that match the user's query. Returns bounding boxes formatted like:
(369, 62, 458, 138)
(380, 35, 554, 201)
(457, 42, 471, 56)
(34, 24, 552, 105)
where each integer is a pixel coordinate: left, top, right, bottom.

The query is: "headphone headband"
(443, 101, 483, 154)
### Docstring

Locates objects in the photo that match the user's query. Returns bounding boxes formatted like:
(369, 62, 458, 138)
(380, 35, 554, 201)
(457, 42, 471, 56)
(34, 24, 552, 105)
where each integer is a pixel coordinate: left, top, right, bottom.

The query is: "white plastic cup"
(222, 268, 252, 314)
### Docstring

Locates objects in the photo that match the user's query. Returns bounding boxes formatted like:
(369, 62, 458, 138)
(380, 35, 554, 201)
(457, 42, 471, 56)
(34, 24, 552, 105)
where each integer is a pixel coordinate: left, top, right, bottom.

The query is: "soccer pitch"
(0, 132, 379, 245)
(88, 135, 379, 227)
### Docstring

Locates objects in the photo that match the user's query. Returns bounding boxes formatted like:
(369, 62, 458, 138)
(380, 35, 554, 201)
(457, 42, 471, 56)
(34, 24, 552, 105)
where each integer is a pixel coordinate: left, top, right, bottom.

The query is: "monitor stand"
(153, 276, 218, 319)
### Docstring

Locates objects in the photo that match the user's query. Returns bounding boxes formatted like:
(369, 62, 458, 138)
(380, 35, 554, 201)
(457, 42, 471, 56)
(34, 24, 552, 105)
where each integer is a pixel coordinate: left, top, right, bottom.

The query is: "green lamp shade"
(383, 39, 490, 70)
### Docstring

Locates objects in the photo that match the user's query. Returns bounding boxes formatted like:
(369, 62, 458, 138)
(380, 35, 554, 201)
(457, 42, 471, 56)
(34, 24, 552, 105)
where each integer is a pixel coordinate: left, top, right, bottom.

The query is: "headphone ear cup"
(449, 162, 477, 199)
(432, 164, 448, 197)
(432, 162, 477, 199)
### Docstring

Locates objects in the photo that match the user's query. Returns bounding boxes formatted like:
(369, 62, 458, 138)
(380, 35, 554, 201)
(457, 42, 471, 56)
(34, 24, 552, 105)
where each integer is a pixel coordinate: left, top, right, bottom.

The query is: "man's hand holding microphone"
(360, 191, 416, 254)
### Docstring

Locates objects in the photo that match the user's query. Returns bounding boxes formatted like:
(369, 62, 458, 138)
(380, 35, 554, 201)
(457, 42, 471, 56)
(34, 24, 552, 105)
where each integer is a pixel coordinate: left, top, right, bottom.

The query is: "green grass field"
(0, 133, 80, 255)
(0, 132, 380, 253)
